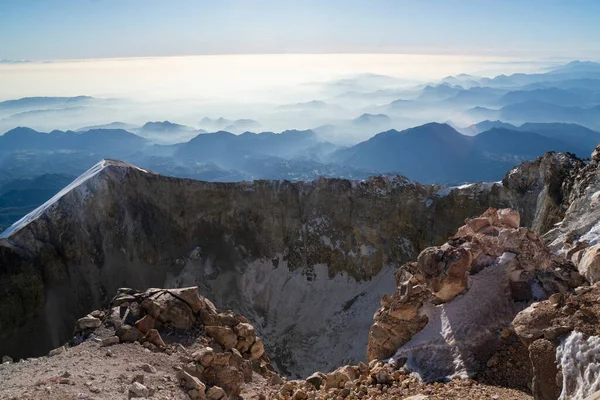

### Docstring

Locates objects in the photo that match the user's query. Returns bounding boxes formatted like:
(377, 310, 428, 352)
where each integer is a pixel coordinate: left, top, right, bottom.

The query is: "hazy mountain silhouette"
(332, 122, 580, 183)
(0, 127, 148, 154)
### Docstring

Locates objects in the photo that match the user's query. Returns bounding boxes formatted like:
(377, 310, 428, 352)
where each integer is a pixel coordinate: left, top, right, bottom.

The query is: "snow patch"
(557, 331, 600, 399)
(392, 261, 523, 381)
(437, 181, 500, 198)
(0, 160, 109, 239)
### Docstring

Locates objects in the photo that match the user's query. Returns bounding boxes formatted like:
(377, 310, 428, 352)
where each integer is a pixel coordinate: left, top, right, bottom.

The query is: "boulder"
(142, 329, 166, 348)
(116, 325, 143, 343)
(100, 336, 120, 347)
(74, 315, 101, 333)
(178, 370, 207, 392)
(306, 372, 324, 389)
(128, 382, 149, 398)
(207, 386, 227, 400)
(205, 326, 237, 350)
(134, 315, 156, 335)
(192, 347, 215, 366)
(249, 338, 265, 360)
(141, 291, 196, 330)
(234, 322, 255, 340)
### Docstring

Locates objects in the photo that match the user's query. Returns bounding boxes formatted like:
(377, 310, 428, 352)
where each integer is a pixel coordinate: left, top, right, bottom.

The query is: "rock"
(2, 355, 13, 364)
(404, 396, 429, 400)
(205, 326, 237, 349)
(292, 389, 308, 400)
(212, 365, 244, 396)
(90, 309, 105, 319)
(269, 374, 284, 385)
(585, 391, 600, 400)
(74, 315, 101, 333)
(249, 338, 265, 360)
(178, 370, 207, 392)
(101, 336, 120, 347)
(367, 208, 582, 381)
(235, 338, 253, 353)
(129, 382, 149, 398)
(207, 386, 227, 400)
(374, 367, 389, 384)
(141, 363, 156, 374)
(530, 339, 561, 400)
(228, 348, 244, 369)
(211, 352, 232, 366)
(48, 346, 65, 357)
(548, 293, 564, 305)
(141, 290, 197, 330)
(134, 315, 156, 335)
(192, 347, 215, 366)
(142, 329, 166, 348)
(116, 325, 143, 343)
(234, 322, 255, 340)
(497, 208, 520, 229)
(325, 370, 350, 389)
(306, 372, 324, 389)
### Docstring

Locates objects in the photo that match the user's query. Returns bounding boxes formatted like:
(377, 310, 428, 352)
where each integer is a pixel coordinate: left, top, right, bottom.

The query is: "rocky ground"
(0, 281, 536, 400)
(0, 340, 532, 400)
(0, 340, 276, 400)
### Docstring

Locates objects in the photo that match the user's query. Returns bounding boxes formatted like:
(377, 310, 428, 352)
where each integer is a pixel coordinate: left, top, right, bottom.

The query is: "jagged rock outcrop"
(86, 286, 273, 398)
(546, 145, 600, 283)
(0, 153, 583, 377)
(513, 284, 600, 400)
(367, 208, 582, 382)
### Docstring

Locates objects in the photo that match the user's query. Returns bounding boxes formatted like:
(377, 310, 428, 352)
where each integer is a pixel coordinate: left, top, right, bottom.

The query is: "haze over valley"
(2, 58, 600, 231)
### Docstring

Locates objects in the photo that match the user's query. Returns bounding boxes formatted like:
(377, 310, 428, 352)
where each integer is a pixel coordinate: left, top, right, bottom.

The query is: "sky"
(1, 0, 600, 60)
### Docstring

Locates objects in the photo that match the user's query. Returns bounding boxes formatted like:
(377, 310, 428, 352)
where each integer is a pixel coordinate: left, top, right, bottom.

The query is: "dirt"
(0, 340, 276, 400)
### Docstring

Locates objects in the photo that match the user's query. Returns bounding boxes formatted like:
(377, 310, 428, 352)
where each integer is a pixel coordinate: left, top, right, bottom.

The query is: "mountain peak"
(0, 160, 151, 239)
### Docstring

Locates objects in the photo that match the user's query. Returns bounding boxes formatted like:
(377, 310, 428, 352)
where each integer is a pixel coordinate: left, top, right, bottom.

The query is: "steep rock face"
(0, 155, 581, 377)
(367, 208, 581, 382)
(513, 284, 600, 400)
(547, 145, 600, 283)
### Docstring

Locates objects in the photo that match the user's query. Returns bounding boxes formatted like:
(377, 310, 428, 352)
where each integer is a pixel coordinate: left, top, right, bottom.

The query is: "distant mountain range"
(332, 122, 587, 183)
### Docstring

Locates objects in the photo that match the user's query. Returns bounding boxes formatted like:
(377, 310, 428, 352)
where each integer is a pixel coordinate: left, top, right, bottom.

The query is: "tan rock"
(234, 322, 255, 340)
(134, 315, 156, 335)
(74, 315, 101, 333)
(577, 244, 600, 283)
(192, 347, 215, 366)
(101, 336, 120, 347)
(142, 329, 166, 348)
(249, 338, 265, 360)
(207, 386, 227, 400)
(205, 326, 237, 349)
(116, 325, 143, 343)
(129, 382, 149, 398)
(141, 291, 196, 330)
(178, 370, 207, 392)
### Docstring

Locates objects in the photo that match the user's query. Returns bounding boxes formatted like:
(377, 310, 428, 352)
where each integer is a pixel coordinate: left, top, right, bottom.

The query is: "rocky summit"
(6, 147, 600, 399)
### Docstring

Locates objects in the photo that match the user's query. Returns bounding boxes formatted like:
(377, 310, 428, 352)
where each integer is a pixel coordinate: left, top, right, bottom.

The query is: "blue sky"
(1, 0, 599, 60)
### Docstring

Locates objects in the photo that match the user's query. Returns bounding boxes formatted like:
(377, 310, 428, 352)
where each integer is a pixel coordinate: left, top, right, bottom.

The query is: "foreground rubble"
(0, 286, 277, 400)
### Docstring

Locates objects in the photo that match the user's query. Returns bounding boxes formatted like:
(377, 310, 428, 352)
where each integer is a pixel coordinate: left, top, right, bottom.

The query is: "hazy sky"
(1, 0, 599, 60)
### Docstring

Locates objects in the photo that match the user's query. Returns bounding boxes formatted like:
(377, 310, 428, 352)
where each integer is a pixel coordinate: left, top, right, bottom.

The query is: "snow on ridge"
(437, 181, 501, 198)
(0, 159, 145, 239)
